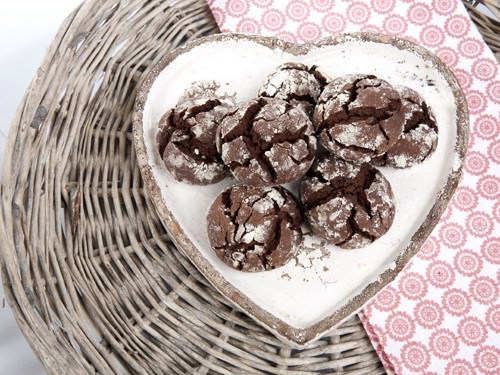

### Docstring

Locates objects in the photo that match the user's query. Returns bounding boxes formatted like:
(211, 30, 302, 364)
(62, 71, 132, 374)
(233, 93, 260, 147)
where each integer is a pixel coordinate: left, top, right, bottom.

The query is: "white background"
(0, 1, 82, 373)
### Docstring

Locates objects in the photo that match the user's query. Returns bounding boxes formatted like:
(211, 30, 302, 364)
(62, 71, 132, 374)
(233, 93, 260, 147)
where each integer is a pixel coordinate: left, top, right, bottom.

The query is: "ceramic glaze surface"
(134, 34, 467, 344)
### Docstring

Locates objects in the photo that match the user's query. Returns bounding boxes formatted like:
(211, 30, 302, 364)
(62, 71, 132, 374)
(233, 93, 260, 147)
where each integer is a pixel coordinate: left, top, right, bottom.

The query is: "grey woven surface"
(0, 1, 383, 373)
(1, 0, 498, 374)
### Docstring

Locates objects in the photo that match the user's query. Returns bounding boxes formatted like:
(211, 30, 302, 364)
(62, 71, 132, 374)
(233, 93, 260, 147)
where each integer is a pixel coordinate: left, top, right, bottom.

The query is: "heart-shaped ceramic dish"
(133, 33, 468, 345)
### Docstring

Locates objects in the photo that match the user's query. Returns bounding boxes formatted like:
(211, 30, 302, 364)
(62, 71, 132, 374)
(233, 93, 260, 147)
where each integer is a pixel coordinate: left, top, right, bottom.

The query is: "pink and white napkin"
(206, 0, 500, 373)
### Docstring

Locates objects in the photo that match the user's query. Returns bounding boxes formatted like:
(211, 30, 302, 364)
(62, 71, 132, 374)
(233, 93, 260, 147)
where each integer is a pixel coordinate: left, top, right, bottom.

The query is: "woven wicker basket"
(1, 0, 498, 373)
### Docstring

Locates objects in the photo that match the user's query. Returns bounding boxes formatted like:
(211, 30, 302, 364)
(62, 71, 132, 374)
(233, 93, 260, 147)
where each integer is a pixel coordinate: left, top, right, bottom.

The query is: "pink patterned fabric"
(207, 0, 499, 373)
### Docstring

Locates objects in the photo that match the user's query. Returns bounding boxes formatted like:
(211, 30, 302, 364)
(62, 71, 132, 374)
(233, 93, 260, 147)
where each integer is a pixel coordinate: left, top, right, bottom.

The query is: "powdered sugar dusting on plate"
(141, 36, 461, 330)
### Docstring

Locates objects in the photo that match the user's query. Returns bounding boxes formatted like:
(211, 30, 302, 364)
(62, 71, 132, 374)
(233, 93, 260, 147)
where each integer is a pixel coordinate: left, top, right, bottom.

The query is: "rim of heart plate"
(132, 32, 468, 345)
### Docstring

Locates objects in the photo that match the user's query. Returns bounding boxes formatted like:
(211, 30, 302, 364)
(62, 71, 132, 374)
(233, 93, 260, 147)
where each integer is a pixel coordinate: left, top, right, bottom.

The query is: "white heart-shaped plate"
(133, 33, 468, 345)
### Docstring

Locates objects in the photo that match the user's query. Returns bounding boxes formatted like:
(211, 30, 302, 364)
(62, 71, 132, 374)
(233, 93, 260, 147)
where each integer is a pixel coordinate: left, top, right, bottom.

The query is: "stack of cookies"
(156, 63, 438, 272)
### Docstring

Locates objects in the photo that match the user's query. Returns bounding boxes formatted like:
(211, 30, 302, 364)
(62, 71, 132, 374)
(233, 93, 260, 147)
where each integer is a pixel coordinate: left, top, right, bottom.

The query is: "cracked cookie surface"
(207, 185, 302, 272)
(217, 97, 317, 186)
(313, 74, 404, 164)
(300, 154, 395, 249)
(156, 81, 235, 184)
(258, 62, 328, 113)
(374, 86, 438, 168)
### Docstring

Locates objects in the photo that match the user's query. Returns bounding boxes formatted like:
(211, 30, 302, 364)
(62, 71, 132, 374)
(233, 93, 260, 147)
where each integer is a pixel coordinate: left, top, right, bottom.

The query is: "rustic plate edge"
(132, 32, 469, 346)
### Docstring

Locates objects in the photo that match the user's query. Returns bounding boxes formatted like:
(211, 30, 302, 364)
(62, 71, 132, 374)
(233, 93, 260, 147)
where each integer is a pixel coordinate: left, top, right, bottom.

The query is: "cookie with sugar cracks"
(156, 80, 235, 185)
(300, 154, 395, 249)
(313, 74, 405, 164)
(217, 97, 317, 186)
(258, 62, 328, 114)
(374, 85, 438, 168)
(207, 185, 302, 272)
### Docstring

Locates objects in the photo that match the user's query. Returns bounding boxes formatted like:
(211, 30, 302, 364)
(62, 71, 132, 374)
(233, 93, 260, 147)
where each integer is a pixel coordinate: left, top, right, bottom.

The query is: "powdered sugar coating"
(313, 74, 405, 164)
(217, 97, 317, 186)
(156, 80, 235, 184)
(307, 196, 354, 244)
(207, 185, 302, 272)
(178, 80, 235, 104)
(258, 62, 328, 112)
(377, 85, 439, 168)
(300, 155, 395, 249)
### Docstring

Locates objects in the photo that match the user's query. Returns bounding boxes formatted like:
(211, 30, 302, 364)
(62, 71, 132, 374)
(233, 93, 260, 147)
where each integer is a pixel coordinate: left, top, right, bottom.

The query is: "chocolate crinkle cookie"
(207, 185, 302, 272)
(156, 80, 235, 184)
(313, 74, 405, 164)
(300, 154, 395, 249)
(258, 63, 328, 113)
(217, 97, 317, 186)
(374, 86, 438, 168)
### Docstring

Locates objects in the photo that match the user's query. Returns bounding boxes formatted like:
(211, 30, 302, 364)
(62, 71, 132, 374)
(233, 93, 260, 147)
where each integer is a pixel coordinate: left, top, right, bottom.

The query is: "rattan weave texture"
(0, 1, 383, 373)
(0, 0, 498, 374)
